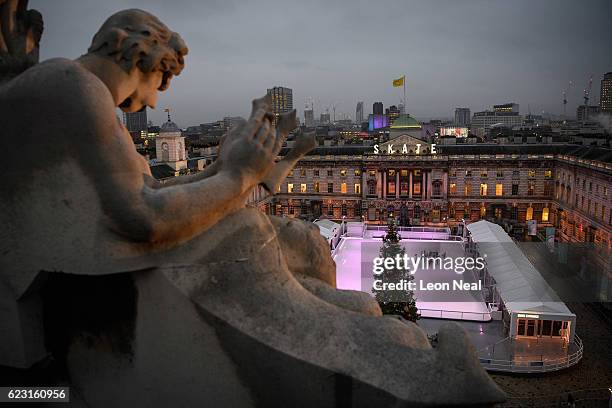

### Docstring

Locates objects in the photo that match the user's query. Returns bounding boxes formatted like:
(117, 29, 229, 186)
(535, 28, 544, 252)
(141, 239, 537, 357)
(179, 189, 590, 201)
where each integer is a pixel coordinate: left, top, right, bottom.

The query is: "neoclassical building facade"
(248, 142, 612, 254)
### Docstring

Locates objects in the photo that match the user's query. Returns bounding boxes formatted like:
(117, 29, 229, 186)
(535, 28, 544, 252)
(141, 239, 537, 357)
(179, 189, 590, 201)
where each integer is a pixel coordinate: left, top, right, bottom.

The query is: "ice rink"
(333, 237, 491, 322)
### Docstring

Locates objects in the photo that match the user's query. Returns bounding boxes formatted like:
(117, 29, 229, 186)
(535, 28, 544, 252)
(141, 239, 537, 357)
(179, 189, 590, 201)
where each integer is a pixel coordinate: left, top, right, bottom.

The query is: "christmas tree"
(372, 214, 420, 322)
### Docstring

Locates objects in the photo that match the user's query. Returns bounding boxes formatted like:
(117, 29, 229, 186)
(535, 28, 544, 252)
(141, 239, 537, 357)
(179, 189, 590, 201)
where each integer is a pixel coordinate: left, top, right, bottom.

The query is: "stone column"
(362, 170, 366, 200)
(409, 170, 413, 198)
(396, 170, 400, 199)
(382, 170, 387, 199)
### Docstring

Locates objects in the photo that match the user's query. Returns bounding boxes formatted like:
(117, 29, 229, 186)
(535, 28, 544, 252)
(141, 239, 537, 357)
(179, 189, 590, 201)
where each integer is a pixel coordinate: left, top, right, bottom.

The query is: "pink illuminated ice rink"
(333, 236, 491, 322)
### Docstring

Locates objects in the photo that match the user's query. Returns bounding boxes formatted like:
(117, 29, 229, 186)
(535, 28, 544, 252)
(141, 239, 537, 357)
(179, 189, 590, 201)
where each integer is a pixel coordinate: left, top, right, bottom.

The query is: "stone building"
(249, 144, 612, 256)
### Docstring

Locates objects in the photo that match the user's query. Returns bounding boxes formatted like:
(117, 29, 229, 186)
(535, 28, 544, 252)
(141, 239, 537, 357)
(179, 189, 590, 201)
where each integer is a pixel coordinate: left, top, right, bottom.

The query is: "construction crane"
(562, 80, 573, 119)
(582, 75, 593, 121)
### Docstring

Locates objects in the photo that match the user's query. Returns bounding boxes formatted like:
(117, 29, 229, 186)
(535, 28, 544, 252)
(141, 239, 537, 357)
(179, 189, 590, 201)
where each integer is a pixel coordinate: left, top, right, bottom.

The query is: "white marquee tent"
(466, 221, 576, 341)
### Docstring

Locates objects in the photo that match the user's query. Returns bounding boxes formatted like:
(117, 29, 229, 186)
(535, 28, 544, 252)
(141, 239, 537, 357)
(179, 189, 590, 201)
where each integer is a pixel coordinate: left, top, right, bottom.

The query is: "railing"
(363, 225, 464, 241)
(478, 334, 584, 373)
(366, 225, 451, 233)
(418, 308, 491, 321)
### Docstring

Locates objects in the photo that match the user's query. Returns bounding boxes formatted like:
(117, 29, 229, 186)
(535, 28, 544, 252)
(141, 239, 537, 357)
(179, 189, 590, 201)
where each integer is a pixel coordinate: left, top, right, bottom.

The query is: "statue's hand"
(0, 0, 43, 81)
(219, 96, 280, 189)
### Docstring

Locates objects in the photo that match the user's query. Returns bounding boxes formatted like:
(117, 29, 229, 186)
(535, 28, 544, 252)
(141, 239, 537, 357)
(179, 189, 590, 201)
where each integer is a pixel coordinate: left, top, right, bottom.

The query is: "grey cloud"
(32, 0, 612, 127)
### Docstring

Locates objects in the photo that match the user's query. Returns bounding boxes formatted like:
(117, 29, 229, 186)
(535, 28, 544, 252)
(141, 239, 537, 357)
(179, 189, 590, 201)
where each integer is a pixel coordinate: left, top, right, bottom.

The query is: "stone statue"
(0, 0, 43, 84)
(0, 8, 505, 407)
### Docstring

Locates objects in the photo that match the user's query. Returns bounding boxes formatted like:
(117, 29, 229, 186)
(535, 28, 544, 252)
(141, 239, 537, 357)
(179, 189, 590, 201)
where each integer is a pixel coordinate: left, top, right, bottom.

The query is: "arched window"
(432, 181, 442, 197)
(161, 142, 169, 162)
(526, 206, 534, 221)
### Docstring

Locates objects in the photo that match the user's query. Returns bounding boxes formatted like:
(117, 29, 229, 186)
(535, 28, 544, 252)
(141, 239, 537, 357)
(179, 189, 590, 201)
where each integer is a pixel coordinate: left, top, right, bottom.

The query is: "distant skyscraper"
(454, 108, 471, 126)
(356, 101, 364, 124)
(124, 109, 148, 134)
(385, 105, 400, 123)
(471, 104, 522, 137)
(304, 109, 315, 127)
(600, 72, 612, 115)
(266, 86, 293, 126)
(373, 102, 383, 115)
(320, 112, 331, 125)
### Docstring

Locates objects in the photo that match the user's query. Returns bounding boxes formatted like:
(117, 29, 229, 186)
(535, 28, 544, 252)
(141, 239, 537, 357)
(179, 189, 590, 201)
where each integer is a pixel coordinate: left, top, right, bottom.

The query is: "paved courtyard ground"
(490, 302, 612, 407)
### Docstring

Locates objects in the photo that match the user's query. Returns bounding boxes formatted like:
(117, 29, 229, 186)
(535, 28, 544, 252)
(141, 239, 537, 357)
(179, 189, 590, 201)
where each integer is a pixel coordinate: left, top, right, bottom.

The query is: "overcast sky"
(34, 0, 612, 128)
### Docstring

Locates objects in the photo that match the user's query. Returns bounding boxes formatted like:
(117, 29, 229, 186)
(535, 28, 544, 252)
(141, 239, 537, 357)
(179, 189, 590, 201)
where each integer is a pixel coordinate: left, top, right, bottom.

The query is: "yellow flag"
(392, 75, 405, 87)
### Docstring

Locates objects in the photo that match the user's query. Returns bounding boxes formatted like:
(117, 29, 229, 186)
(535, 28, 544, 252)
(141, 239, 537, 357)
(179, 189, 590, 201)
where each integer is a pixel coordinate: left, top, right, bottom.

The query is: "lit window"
(465, 184, 472, 196)
(413, 182, 421, 195)
(341, 183, 347, 194)
(528, 182, 535, 195)
(496, 183, 503, 196)
(354, 169, 361, 176)
(528, 170, 536, 178)
(450, 183, 457, 194)
(368, 170, 376, 177)
(526, 206, 533, 221)
(300, 169, 306, 177)
(544, 170, 552, 178)
(287, 183, 294, 193)
(314, 182, 320, 193)
(340, 170, 347, 177)
(300, 183, 307, 193)
(481, 170, 488, 178)
(480, 183, 488, 196)
(542, 207, 549, 222)
(480, 206, 486, 218)
(355, 183, 361, 194)
(288, 170, 294, 178)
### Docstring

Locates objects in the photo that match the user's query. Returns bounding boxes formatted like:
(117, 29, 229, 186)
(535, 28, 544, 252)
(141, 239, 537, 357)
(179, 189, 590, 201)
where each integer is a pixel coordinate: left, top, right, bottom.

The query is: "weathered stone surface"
(270, 215, 337, 286)
(295, 273, 383, 316)
(0, 0, 43, 84)
(0, 7, 505, 407)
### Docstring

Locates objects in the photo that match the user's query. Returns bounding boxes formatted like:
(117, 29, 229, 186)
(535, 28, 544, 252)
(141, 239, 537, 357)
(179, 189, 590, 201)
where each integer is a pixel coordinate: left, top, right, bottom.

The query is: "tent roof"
(466, 221, 574, 317)
(314, 220, 340, 240)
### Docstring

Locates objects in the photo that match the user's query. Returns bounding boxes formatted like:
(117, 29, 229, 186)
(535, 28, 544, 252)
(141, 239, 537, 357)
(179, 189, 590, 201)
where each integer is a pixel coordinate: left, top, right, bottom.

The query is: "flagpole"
(403, 75, 406, 113)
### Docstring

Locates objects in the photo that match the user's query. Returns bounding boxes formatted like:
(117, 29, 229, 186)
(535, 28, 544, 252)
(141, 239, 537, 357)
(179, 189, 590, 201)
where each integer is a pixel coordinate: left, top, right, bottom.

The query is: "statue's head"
(86, 9, 188, 112)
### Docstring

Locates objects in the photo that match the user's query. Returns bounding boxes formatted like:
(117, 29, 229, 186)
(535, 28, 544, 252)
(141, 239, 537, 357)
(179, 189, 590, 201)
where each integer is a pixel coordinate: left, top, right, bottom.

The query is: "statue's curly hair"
(87, 9, 188, 91)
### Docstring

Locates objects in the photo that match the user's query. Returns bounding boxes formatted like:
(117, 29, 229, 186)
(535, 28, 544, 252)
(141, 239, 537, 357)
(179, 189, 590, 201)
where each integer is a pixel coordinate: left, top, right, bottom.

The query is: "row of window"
(288, 169, 361, 178)
(450, 169, 552, 179)
(286, 181, 554, 197)
(558, 173, 609, 197)
(446, 205, 549, 222)
(449, 182, 549, 196)
(287, 182, 361, 194)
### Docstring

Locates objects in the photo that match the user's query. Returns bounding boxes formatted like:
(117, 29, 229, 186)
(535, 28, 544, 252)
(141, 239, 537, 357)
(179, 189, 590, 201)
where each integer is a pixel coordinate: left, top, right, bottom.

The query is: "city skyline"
(35, 0, 612, 127)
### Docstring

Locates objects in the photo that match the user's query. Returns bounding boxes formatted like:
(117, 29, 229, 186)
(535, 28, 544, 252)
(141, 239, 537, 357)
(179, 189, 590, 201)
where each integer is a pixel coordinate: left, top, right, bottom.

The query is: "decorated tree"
(372, 215, 419, 321)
